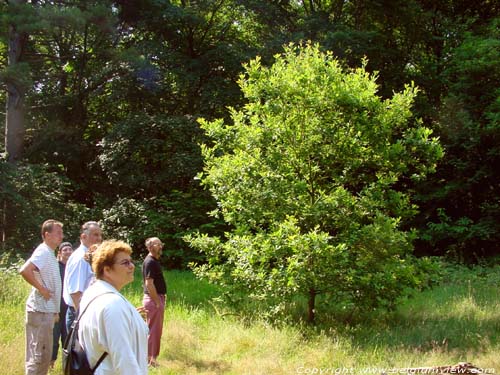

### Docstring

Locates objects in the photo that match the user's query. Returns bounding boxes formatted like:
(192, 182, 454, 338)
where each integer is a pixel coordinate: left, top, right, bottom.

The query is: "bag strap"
(76, 291, 114, 372)
(92, 351, 108, 372)
(76, 291, 114, 322)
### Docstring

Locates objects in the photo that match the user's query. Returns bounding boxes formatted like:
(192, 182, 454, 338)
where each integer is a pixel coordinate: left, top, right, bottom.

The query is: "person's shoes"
(148, 359, 159, 368)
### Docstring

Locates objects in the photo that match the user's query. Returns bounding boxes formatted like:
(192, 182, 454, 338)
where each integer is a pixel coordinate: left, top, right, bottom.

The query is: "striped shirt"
(25, 243, 61, 313)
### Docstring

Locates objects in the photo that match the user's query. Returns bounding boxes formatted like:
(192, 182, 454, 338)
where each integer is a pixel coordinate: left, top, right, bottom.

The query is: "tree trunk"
(3, 0, 28, 249)
(5, 0, 28, 163)
(307, 287, 316, 323)
(1, 200, 6, 251)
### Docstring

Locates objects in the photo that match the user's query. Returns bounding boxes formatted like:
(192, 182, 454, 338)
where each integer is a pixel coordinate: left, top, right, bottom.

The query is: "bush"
(0, 160, 88, 254)
(101, 192, 226, 269)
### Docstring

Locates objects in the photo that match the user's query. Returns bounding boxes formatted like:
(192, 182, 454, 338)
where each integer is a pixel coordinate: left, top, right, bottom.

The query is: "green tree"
(1, 0, 128, 204)
(187, 44, 443, 322)
(1, 1, 126, 248)
(97, 114, 227, 266)
(1, 0, 254, 257)
(21, 1, 128, 204)
(416, 19, 500, 259)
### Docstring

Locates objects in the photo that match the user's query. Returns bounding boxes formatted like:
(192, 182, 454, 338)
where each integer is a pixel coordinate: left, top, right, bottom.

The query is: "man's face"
(45, 225, 64, 249)
(59, 245, 73, 263)
(83, 225, 103, 247)
(149, 239, 164, 259)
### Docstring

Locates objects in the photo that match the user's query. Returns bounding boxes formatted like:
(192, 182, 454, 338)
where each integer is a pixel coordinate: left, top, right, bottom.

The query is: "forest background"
(1, 1, 499, 272)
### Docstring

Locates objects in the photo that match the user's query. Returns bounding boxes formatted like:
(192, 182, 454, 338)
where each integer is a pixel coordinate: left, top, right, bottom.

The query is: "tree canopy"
(1, 0, 498, 269)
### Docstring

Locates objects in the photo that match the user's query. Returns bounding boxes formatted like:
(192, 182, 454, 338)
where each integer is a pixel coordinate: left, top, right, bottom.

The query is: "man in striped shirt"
(20, 219, 64, 375)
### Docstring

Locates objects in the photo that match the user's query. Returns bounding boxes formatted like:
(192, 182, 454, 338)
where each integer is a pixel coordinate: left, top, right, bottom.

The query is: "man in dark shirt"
(51, 242, 73, 368)
(142, 237, 167, 368)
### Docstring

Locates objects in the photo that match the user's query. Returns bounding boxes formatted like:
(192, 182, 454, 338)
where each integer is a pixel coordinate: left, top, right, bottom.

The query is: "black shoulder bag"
(62, 293, 112, 375)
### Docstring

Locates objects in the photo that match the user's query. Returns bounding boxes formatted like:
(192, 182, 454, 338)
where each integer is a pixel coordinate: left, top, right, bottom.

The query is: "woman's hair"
(92, 240, 132, 279)
(59, 242, 73, 251)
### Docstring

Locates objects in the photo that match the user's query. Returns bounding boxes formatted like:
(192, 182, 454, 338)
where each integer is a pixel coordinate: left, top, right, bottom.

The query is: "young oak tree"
(187, 43, 443, 323)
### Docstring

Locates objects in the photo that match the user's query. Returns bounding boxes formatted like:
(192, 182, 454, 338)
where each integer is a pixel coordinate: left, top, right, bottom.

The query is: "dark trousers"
(52, 304, 68, 361)
(65, 306, 76, 334)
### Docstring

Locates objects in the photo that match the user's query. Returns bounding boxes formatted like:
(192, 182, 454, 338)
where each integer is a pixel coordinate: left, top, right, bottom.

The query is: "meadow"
(1, 260, 498, 375)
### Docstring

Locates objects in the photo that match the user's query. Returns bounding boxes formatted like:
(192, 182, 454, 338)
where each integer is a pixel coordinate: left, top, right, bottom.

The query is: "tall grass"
(0, 256, 31, 374)
(1, 261, 498, 375)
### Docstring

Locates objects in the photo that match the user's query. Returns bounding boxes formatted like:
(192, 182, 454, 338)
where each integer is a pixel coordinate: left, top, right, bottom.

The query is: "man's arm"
(71, 291, 83, 310)
(66, 256, 90, 310)
(19, 261, 52, 301)
(145, 278, 161, 307)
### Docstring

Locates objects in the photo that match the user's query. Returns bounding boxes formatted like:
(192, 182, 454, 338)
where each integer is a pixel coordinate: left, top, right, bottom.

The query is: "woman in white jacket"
(78, 240, 148, 375)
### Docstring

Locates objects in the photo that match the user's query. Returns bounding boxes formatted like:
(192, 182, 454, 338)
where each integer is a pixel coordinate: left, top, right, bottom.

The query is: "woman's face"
(106, 251, 135, 291)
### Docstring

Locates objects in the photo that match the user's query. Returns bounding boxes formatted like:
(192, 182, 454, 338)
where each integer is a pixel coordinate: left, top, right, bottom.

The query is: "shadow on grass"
(166, 358, 231, 374)
(313, 282, 500, 354)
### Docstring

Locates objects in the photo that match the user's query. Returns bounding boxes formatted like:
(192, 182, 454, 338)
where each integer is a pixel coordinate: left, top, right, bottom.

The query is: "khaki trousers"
(25, 311, 55, 375)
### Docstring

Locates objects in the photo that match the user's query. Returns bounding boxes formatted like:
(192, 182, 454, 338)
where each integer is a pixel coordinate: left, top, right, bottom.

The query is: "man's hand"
(39, 287, 53, 301)
(20, 261, 53, 301)
(137, 306, 148, 321)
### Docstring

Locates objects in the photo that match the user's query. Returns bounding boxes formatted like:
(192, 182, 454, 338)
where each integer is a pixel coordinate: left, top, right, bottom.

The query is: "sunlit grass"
(1, 262, 498, 375)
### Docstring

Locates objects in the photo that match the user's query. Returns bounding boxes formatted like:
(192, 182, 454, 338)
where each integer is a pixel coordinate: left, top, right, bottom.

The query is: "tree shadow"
(317, 284, 500, 354)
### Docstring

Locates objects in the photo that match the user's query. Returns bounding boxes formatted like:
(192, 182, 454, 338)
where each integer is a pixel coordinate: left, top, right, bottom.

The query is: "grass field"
(1, 261, 498, 375)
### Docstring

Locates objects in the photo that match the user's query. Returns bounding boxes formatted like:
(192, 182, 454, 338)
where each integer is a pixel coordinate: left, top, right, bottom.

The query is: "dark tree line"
(1, 0, 499, 264)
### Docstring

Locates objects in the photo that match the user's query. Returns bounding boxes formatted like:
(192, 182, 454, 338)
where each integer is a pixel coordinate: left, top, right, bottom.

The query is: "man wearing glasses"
(142, 237, 167, 368)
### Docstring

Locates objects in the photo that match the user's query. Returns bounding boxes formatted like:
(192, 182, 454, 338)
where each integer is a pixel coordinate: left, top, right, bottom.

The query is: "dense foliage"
(414, 20, 500, 260)
(1, 1, 498, 266)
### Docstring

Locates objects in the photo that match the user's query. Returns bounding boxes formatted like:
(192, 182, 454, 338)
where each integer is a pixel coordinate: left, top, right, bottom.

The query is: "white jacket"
(78, 279, 148, 375)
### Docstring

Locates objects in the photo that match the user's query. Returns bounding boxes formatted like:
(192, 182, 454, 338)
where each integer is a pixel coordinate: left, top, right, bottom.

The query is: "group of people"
(19, 219, 167, 375)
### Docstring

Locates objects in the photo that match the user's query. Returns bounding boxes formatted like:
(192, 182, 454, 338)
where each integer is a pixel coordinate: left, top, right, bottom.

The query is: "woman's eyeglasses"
(115, 259, 134, 267)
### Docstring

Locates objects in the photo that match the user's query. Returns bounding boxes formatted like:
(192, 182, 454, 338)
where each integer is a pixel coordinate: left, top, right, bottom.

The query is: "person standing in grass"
(20, 219, 64, 375)
(142, 237, 167, 368)
(79, 240, 148, 374)
(50, 241, 73, 368)
(63, 221, 102, 331)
